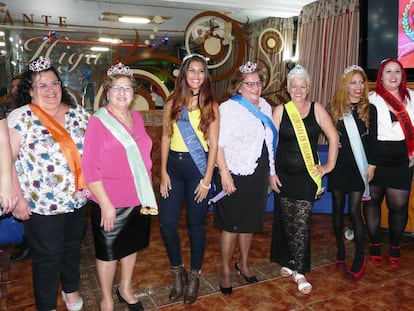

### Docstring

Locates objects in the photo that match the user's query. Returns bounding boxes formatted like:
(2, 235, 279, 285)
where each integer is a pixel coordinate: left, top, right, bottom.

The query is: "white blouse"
(219, 97, 275, 176)
(369, 89, 414, 141)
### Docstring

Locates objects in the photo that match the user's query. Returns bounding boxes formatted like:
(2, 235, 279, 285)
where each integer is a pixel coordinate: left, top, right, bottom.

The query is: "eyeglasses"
(109, 85, 134, 92)
(33, 81, 61, 90)
(242, 81, 263, 88)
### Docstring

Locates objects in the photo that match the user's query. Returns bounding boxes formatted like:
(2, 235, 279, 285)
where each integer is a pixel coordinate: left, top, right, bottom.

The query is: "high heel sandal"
(235, 261, 258, 283)
(292, 272, 312, 295)
(369, 243, 383, 265)
(61, 291, 83, 311)
(389, 246, 401, 268)
(280, 266, 294, 277)
(115, 288, 144, 311)
(345, 256, 367, 282)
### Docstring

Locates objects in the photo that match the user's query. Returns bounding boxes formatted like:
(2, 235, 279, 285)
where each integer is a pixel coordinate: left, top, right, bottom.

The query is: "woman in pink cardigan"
(82, 63, 157, 311)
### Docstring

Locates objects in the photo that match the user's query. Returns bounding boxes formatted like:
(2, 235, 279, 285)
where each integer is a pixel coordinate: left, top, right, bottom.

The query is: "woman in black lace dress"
(270, 65, 338, 294)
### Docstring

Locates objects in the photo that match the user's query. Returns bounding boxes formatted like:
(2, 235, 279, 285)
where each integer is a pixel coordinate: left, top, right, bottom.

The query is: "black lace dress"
(270, 102, 321, 274)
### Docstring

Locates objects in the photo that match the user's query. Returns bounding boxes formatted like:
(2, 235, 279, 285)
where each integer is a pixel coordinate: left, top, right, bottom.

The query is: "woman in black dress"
(215, 61, 277, 295)
(328, 65, 374, 281)
(271, 65, 338, 294)
(365, 58, 414, 268)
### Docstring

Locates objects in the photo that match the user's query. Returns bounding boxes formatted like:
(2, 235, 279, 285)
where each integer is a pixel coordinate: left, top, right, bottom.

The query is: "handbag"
(0, 215, 23, 245)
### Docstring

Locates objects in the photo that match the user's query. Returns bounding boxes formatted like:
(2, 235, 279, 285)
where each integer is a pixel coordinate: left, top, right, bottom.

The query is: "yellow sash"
(285, 101, 322, 197)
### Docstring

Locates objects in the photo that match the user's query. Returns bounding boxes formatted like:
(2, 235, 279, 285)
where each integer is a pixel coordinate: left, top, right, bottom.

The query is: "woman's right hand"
(220, 170, 236, 195)
(160, 172, 172, 199)
(100, 203, 116, 232)
(0, 185, 18, 215)
(11, 195, 30, 220)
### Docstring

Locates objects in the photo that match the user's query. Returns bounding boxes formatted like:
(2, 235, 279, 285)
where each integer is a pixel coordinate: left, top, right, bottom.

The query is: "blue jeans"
(159, 151, 208, 271)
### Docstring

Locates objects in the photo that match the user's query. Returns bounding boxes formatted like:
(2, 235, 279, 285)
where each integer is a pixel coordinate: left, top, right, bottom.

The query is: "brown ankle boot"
(184, 270, 200, 305)
(169, 266, 187, 301)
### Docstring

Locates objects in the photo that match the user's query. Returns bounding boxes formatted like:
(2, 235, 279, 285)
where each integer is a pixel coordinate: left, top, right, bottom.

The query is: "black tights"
(363, 185, 409, 247)
(332, 191, 365, 271)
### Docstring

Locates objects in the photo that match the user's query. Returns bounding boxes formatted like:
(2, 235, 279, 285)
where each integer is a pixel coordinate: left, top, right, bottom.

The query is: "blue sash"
(176, 105, 207, 176)
(343, 113, 370, 200)
(231, 94, 278, 153)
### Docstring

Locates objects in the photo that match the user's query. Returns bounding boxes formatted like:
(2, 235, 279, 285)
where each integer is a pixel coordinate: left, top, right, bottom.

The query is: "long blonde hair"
(329, 68, 370, 127)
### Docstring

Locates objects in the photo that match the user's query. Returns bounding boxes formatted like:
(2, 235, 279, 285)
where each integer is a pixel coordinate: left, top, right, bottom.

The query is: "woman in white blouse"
(214, 61, 278, 294)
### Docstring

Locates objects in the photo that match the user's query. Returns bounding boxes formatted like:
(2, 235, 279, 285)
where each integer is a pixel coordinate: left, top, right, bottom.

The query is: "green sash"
(94, 108, 158, 215)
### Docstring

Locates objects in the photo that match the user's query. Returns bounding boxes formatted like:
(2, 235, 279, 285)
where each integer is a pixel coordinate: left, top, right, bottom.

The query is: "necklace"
(188, 94, 200, 112)
(52, 104, 62, 119)
(108, 107, 133, 131)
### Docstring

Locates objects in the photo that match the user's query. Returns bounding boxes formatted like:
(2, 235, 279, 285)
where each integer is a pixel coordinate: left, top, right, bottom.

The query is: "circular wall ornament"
(259, 28, 284, 55)
(203, 36, 222, 56)
(185, 15, 234, 69)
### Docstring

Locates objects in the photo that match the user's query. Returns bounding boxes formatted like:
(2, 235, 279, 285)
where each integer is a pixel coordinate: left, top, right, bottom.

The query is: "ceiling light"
(99, 12, 169, 25)
(98, 37, 123, 44)
(118, 16, 151, 24)
(90, 46, 109, 52)
(0, 42, 5, 47)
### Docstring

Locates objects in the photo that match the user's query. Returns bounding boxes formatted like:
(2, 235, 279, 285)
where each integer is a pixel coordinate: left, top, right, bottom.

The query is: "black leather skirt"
(89, 200, 151, 261)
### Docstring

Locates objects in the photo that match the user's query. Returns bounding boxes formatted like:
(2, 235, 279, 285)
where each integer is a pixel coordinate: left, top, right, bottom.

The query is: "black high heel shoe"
(219, 274, 232, 295)
(115, 288, 144, 311)
(235, 261, 258, 283)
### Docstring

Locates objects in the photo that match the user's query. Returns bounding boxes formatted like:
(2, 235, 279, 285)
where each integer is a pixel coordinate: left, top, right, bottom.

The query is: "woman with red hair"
(365, 58, 414, 268)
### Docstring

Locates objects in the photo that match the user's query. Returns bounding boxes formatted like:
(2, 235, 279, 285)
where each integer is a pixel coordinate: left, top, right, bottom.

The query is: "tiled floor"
(1, 209, 414, 310)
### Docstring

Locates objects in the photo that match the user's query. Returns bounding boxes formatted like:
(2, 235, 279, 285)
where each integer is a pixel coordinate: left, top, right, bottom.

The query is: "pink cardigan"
(82, 110, 153, 208)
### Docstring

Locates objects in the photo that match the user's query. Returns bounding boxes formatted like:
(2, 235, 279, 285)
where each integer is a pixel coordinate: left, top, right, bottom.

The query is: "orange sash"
(29, 104, 88, 196)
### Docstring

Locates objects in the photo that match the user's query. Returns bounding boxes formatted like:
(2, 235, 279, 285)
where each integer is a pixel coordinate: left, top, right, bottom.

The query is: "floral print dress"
(7, 104, 90, 215)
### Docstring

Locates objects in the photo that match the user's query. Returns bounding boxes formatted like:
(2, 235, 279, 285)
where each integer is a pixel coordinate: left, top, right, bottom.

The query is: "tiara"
(29, 56, 51, 72)
(288, 64, 308, 75)
(183, 53, 208, 63)
(343, 65, 364, 75)
(107, 62, 133, 77)
(239, 61, 257, 73)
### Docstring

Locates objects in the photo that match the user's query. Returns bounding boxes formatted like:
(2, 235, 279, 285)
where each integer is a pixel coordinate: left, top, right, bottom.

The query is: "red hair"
(375, 58, 410, 102)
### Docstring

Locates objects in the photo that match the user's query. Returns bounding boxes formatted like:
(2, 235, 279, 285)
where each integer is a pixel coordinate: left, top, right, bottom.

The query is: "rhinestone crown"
(29, 56, 51, 72)
(107, 62, 133, 77)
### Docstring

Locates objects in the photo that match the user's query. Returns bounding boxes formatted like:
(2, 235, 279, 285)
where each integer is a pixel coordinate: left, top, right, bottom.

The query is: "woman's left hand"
(194, 179, 210, 203)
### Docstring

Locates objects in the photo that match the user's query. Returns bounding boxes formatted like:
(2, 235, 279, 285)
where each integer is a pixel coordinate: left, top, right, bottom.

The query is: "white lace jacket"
(219, 97, 276, 176)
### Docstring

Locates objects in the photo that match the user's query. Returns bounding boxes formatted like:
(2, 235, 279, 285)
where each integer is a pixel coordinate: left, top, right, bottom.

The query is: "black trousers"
(25, 206, 87, 311)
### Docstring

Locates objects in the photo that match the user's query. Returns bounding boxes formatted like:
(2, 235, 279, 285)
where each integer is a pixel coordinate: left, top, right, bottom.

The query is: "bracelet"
(199, 179, 211, 189)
